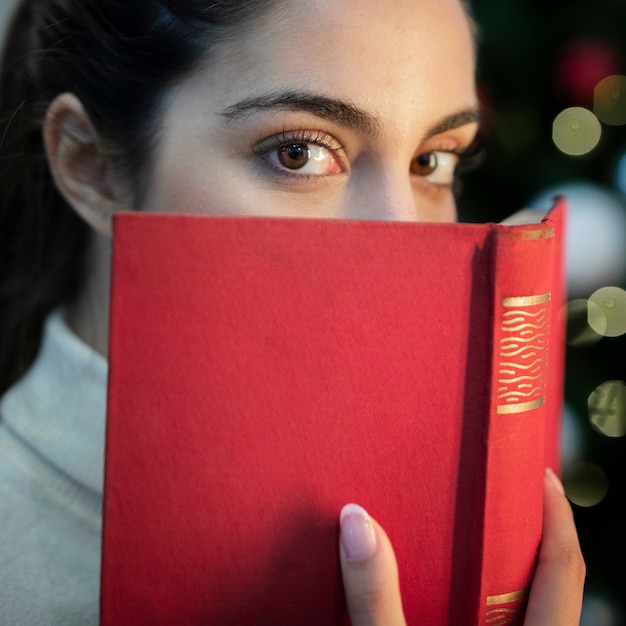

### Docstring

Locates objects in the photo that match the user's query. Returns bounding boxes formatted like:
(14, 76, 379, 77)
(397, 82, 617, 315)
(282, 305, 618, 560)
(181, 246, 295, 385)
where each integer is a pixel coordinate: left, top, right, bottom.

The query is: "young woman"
(0, 0, 584, 623)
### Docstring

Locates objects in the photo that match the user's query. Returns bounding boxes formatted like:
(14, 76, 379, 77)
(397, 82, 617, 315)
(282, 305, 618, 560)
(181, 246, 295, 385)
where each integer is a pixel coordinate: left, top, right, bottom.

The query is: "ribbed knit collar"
(0, 310, 108, 495)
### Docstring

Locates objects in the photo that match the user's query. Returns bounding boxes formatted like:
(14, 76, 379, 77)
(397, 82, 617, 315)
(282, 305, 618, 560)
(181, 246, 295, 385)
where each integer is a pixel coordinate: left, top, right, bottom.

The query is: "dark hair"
(0, 0, 476, 395)
(0, 0, 279, 394)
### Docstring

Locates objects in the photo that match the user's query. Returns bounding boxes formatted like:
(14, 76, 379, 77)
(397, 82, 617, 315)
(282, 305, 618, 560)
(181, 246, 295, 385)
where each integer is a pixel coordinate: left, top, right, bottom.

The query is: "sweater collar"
(0, 310, 108, 494)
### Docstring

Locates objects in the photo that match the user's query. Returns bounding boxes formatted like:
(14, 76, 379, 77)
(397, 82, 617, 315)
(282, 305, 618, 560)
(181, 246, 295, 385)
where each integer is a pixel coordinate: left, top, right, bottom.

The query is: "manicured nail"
(340, 504, 377, 561)
(545, 467, 565, 496)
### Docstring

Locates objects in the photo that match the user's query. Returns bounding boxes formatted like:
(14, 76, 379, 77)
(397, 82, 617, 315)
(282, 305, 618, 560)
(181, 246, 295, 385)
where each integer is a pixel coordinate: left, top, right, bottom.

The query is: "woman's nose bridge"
(353, 171, 419, 222)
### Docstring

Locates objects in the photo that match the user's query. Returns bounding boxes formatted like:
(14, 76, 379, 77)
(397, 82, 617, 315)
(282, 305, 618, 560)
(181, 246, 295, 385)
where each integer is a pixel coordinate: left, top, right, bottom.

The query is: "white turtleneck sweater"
(0, 311, 107, 625)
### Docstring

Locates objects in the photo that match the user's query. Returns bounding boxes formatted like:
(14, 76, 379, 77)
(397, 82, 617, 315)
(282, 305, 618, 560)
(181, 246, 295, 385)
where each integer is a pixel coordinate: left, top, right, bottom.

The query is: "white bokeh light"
(528, 181, 626, 297)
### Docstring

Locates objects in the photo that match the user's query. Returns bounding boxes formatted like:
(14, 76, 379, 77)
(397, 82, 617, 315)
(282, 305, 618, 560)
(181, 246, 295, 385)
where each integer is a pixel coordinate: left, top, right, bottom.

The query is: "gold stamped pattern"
(485, 588, 529, 625)
(497, 293, 551, 415)
(501, 228, 555, 242)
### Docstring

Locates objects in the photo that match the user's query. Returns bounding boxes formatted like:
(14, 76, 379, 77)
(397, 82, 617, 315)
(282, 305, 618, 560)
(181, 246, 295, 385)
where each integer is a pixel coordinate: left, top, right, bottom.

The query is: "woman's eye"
(266, 141, 342, 176)
(411, 151, 459, 186)
(253, 131, 345, 178)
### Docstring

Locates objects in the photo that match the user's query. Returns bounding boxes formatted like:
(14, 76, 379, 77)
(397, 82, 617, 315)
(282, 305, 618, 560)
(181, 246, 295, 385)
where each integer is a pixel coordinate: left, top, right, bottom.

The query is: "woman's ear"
(43, 93, 125, 236)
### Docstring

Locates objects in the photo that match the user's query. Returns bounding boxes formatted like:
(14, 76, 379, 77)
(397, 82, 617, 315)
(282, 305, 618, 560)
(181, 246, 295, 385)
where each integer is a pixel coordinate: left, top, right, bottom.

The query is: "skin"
(45, 0, 479, 356)
(42, 0, 585, 622)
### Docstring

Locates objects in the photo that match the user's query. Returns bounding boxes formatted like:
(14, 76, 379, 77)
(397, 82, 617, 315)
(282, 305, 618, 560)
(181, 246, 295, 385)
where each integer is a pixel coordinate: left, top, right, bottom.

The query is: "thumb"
(339, 504, 406, 626)
(523, 468, 586, 625)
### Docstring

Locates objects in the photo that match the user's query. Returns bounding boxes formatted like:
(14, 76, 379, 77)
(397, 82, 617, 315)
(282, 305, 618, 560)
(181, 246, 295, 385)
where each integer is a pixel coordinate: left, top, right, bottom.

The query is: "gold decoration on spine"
(497, 397, 544, 415)
(497, 293, 551, 415)
(485, 587, 529, 625)
(502, 228, 555, 241)
(502, 293, 551, 307)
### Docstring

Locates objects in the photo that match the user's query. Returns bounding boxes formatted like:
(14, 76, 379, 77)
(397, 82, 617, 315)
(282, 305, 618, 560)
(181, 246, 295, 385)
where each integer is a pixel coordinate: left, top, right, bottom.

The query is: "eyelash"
(449, 140, 486, 195)
(417, 141, 485, 190)
(454, 140, 485, 175)
(252, 129, 345, 180)
(252, 129, 484, 185)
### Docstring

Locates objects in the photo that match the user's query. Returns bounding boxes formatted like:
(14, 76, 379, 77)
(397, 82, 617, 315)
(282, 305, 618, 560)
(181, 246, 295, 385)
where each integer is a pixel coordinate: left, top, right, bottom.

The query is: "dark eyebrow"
(222, 90, 480, 142)
(423, 108, 481, 141)
(222, 90, 382, 139)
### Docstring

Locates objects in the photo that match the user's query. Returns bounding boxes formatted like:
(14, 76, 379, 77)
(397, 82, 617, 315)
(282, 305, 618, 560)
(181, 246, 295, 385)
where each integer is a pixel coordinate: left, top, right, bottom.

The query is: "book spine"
(477, 216, 559, 626)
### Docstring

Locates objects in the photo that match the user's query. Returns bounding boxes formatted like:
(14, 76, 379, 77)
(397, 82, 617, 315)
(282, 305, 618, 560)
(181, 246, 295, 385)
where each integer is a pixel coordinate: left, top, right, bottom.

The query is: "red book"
(101, 200, 566, 625)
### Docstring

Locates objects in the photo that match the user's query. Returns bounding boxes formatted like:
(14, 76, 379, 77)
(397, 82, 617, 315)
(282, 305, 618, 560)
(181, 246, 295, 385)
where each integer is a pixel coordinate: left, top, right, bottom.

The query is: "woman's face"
(137, 0, 478, 223)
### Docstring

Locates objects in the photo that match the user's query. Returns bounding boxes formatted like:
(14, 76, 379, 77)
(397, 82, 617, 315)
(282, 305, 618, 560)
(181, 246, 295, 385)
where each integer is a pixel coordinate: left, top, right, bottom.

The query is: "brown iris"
(277, 143, 311, 170)
(412, 152, 437, 176)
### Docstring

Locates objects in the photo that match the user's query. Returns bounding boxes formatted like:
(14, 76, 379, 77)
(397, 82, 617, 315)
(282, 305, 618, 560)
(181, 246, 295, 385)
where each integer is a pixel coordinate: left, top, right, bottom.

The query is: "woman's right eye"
(254, 132, 344, 178)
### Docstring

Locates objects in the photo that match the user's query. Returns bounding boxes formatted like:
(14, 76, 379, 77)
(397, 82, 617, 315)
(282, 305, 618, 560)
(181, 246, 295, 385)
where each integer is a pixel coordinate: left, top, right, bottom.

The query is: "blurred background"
(463, 1, 626, 623)
(1, 0, 624, 622)
(0, 2, 12, 40)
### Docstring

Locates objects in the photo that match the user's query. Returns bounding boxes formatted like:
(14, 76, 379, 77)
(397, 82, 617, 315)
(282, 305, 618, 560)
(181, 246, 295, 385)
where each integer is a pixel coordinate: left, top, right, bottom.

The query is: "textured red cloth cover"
(101, 201, 566, 625)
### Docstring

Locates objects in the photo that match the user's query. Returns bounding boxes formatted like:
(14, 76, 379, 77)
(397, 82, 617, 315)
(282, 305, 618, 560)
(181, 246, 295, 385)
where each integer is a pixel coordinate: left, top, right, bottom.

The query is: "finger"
(339, 504, 406, 626)
(524, 468, 586, 626)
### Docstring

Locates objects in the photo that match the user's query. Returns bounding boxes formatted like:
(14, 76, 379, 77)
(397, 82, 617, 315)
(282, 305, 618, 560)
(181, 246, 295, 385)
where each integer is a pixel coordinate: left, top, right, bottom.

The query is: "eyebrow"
(423, 108, 481, 141)
(222, 90, 382, 139)
(221, 90, 480, 142)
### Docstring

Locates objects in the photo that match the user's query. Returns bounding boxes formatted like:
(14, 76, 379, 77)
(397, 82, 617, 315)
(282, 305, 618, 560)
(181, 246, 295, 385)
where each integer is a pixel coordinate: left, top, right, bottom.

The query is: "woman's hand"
(339, 468, 585, 626)
(523, 468, 586, 625)
(339, 503, 405, 625)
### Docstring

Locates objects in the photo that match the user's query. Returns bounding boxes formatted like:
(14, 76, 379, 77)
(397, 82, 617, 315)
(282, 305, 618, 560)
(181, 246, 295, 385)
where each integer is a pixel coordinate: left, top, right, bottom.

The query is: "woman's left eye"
(411, 151, 459, 186)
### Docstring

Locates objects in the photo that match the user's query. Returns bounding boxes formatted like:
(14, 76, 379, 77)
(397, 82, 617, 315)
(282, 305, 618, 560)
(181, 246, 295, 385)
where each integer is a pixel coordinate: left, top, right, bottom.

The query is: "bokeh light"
(588, 286, 626, 337)
(581, 591, 624, 626)
(528, 182, 626, 297)
(613, 151, 626, 195)
(553, 38, 623, 106)
(564, 299, 605, 347)
(552, 107, 602, 156)
(594, 75, 626, 125)
(588, 381, 626, 438)
(563, 461, 609, 508)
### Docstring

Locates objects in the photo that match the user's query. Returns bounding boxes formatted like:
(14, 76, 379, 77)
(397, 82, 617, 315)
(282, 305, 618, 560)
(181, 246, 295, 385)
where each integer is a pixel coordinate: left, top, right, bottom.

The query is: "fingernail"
(340, 504, 377, 561)
(545, 467, 565, 496)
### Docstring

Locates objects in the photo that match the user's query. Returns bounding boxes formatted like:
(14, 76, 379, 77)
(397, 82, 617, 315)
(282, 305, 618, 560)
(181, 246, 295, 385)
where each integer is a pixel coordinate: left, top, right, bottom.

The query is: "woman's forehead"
(201, 0, 477, 128)
(224, 0, 474, 73)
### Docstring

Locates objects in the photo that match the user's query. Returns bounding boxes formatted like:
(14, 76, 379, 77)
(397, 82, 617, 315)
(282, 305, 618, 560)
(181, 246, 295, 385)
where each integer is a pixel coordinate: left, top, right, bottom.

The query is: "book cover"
(101, 200, 566, 625)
